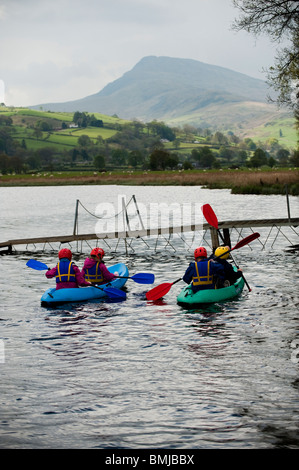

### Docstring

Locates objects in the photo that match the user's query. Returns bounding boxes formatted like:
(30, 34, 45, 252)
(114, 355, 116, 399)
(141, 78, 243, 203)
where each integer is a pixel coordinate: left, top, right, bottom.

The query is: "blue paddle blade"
(103, 287, 126, 300)
(93, 284, 126, 300)
(131, 273, 155, 284)
(26, 259, 49, 270)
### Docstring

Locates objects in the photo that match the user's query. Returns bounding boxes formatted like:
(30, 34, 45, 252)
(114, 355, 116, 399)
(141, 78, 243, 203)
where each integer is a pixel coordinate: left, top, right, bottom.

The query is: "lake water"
(0, 185, 299, 450)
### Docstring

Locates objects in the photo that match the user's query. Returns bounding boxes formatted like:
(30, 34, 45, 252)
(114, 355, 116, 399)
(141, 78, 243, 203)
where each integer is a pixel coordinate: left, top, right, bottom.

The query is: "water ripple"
(1, 187, 298, 448)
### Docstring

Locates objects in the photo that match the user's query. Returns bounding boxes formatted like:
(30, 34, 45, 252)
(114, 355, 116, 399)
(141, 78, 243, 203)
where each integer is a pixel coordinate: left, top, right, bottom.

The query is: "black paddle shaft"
(214, 234, 252, 292)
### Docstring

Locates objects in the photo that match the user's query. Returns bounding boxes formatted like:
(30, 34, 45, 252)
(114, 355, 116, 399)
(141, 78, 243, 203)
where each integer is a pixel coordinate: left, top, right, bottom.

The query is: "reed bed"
(1, 169, 298, 194)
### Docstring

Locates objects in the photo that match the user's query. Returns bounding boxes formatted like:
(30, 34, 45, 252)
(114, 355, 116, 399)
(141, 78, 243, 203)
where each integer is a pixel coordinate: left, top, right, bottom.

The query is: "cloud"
(1, 0, 171, 27)
(0, 4, 6, 19)
(0, 79, 5, 103)
(0, 0, 285, 107)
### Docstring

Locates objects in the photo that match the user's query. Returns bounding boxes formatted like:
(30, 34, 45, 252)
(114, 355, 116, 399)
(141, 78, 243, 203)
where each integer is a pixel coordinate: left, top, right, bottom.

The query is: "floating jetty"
(1, 218, 298, 255)
(1, 196, 298, 255)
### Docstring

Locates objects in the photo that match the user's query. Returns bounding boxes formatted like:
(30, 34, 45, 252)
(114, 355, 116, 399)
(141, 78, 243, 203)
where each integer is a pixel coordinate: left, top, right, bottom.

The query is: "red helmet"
(90, 247, 105, 260)
(58, 248, 72, 260)
(194, 247, 207, 259)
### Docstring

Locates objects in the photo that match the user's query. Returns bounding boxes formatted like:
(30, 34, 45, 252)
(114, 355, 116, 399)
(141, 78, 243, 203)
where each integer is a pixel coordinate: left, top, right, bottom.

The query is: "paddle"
(201, 204, 253, 291)
(93, 284, 126, 300)
(26, 259, 49, 270)
(145, 278, 182, 301)
(117, 273, 155, 284)
(26, 259, 126, 300)
(213, 232, 260, 259)
(145, 232, 260, 301)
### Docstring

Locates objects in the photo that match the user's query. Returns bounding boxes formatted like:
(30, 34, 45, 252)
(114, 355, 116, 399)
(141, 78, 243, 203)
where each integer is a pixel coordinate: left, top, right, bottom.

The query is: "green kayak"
(177, 275, 245, 307)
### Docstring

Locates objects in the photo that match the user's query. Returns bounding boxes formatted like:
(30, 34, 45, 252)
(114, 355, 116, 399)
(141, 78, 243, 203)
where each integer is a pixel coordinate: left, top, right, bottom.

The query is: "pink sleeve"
(81, 258, 88, 276)
(73, 264, 90, 286)
(100, 263, 116, 282)
(45, 266, 57, 278)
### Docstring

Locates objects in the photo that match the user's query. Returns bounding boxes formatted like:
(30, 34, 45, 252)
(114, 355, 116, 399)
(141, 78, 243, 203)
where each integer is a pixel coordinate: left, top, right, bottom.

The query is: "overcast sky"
(1, 0, 282, 107)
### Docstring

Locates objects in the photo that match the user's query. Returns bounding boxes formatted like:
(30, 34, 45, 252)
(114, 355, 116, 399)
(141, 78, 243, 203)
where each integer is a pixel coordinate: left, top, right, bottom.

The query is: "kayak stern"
(177, 275, 245, 307)
(41, 263, 128, 307)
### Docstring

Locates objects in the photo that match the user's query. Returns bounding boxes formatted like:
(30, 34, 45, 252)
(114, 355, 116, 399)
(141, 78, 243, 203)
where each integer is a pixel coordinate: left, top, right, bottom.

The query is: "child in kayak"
(183, 246, 225, 292)
(46, 248, 91, 290)
(81, 248, 118, 285)
(213, 246, 243, 286)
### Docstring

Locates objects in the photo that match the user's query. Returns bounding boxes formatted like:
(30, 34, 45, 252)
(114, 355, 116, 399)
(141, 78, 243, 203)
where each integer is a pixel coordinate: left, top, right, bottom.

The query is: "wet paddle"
(117, 273, 155, 284)
(213, 232, 260, 259)
(145, 232, 260, 301)
(26, 259, 126, 300)
(201, 204, 254, 291)
(93, 284, 126, 300)
(26, 259, 49, 270)
(145, 278, 182, 301)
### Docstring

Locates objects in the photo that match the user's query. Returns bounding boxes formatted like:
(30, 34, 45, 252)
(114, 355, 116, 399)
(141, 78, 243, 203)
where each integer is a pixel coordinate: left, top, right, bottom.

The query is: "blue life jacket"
(56, 259, 76, 284)
(85, 261, 104, 284)
(192, 260, 214, 289)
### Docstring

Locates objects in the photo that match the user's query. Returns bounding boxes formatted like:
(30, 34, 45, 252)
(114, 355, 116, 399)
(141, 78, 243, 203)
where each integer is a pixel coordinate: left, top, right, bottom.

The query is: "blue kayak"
(41, 263, 128, 306)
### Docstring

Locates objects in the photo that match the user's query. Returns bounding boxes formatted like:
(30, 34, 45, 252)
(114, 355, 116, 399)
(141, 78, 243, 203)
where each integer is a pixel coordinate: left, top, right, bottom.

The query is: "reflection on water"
(0, 186, 298, 449)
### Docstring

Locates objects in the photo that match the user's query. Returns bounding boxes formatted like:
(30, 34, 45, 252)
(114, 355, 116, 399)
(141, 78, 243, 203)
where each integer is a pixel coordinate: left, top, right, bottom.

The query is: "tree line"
(0, 112, 298, 175)
(232, 1, 299, 128)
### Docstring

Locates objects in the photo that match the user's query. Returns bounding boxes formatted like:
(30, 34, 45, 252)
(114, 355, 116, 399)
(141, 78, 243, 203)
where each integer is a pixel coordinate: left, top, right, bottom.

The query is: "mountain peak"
(31, 56, 277, 130)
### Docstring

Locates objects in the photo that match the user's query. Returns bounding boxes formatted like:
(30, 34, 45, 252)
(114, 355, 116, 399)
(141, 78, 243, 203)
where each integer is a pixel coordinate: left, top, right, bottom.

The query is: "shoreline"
(0, 169, 298, 195)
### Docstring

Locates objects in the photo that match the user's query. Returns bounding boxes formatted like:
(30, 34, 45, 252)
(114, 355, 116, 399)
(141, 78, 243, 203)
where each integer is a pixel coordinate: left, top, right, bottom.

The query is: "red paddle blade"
(146, 282, 173, 301)
(201, 204, 218, 229)
(232, 232, 260, 251)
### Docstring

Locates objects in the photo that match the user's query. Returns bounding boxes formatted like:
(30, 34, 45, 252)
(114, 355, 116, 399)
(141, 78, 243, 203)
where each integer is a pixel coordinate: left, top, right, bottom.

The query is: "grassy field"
(2, 105, 298, 150)
(15, 128, 118, 151)
(0, 106, 122, 151)
(1, 106, 298, 196)
(13, 128, 78, 151)
(1, 168, 298, 195)
(63, 127, 117, 140)
(167, 103, 298, 149)
(0, 106, 128, 124)
(241, 116, 297, 149)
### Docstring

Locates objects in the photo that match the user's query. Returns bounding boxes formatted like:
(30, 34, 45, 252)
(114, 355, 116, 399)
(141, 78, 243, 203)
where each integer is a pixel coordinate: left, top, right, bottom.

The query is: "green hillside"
(240, 116, 297, 148)
(167, 102, 297, 148)
(0, 104, 298, 181)
(1, 105, 297, 152)
(0, 106, 128, 152)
